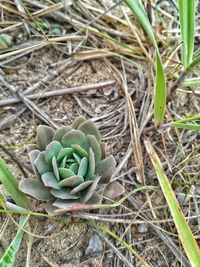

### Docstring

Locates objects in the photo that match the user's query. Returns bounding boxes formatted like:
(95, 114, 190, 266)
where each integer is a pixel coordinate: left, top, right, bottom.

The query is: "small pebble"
(85, 234, 103, 255)
(138, 223, 149, 234)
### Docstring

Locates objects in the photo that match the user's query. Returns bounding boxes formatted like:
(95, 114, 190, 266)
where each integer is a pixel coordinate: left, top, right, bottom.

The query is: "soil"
(0, 49, 133, 267)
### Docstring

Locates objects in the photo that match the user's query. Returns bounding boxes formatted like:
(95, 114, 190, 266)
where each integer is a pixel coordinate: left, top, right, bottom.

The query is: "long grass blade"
(187, 51, 200, 71)
(173, 113, 200, 131)
(173, 113, 200, 123)
(123, 0, 166, 126)
(0, 215, 29, 267)
(178, 0, 195, 68)
(173, 122, 200, 131)
(0, 156, 29, 208)
(145, 139, 200, 267)
(154, 54, 167, 126)
(183, 77, 200, 86)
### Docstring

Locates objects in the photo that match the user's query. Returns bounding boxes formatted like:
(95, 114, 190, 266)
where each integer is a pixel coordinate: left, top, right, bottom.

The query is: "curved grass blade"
(173, 113, 200, 123)
(173, 113, 200, 131)
(0, 156, 29, 209)
(183, 77, 200, 86)
(173, 122, 200, 131)
(145, 139, 200, 267)
(178, 0, 195, 68)
(187, 51, 200, 71)
(123, 0, 166, 126)
(0, 215, 29, 267)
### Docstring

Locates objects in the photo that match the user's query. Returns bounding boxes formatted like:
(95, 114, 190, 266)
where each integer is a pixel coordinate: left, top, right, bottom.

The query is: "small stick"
(0, 69, 58, 128)
(24, 58, 77, 95)
(0, 80, 116, 107)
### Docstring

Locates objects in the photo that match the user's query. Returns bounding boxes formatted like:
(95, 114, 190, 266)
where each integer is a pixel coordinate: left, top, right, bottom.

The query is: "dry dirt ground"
(0, 1, 200, 267)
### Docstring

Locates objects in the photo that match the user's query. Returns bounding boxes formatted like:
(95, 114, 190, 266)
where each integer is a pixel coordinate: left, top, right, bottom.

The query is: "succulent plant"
(19, 117, 125, 215)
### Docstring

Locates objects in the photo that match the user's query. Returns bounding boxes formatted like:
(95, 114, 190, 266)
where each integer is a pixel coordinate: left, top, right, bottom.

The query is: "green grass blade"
(145, 139, 200, 267)
(187, 52, 200, 71)
(178, 0, 187, 68)
(173, 114, 200, 131)
(173, 122, 200, 131)
(123, 0, 156, 48)
(123, 0, 166, 126)
(0, 156, 29, 209)
(187, 1, 195, 64)
(173, 113, 200, 131)
(173, 113, 200, 123)
(154, 54, 167, 126)
(183, 77, 200, 86)
(178, 0, 195, 68)
(0, 215, 29, 267)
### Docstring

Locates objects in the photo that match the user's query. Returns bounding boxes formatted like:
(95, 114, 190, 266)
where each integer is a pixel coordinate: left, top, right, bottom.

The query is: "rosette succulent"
(19, 117, 125, 215)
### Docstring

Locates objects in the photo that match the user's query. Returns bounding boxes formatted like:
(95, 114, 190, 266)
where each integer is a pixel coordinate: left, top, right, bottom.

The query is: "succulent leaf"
(78, 157, 88, 176)
(60, 156, 67, 168)
(34, 151, 52, 175)
(96, 155, 116, 183)
(73, 153, 81, 164)
(70, 180, 93, 194)
(58, 168, 75, 179)
(53, 126, 72, 142)
(70, 163, 79, 174)
(45, 141, 62, 164)
(71, 144, 89, 158)
(45, 200, 58, 215)
(85, 148, 95, 180)
(50, 189, 79, 199)
(41, 172, 60, 190)
(87, 135, 101, 163)
(37, 125, 55, 150)
(100, 142, 106, 159)
(59, 175, 84, 187)
(62, 129, 86, 148)
(72, 116, 86, 129)
(66, 158, 76, 163)
(80, 176, 101, 203)
(86, 192, 102, 204)
(103, 181, 125, 199)
(27, 144, 39, 153)
(28, 150, 40, 178)
(57, 147, 74, 161)
(78, 121, 101, 142)
(52, 156, 60, 181)
(19, 179, 52, 201)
